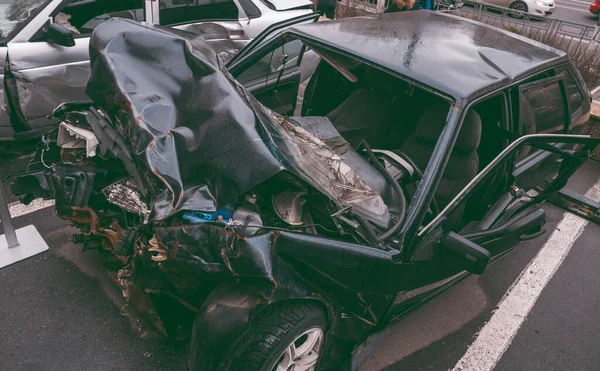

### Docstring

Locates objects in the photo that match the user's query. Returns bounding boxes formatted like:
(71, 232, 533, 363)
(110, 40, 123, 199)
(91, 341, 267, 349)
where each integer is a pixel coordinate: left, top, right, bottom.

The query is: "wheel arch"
(187, 279, 333, 371)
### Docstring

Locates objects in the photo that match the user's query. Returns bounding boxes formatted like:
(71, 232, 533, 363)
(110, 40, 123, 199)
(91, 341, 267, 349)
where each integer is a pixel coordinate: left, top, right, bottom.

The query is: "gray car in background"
(0, 0, 314, 145)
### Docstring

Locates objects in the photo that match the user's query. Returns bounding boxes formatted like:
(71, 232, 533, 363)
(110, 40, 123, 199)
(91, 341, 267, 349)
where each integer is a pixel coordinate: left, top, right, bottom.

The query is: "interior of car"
(240, 41, 511, 234)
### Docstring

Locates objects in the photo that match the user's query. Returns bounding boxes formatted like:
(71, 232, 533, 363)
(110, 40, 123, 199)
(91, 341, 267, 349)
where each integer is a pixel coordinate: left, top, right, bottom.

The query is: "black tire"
(509, 1, 528, 18)
(201, 302, 327, 371)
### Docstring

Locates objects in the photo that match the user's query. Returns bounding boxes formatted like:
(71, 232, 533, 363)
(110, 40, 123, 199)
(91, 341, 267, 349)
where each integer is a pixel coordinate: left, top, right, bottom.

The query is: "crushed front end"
(8, 18, 407, 360)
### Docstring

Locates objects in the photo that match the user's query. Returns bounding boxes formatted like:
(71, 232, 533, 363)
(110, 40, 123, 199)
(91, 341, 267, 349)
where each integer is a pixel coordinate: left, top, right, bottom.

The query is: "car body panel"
(591, 0, 600, 14)
(0, 46, 10, 139)
(7, 37, 90, 129)
(7, 12, 599, 370)
(285, 11, 567, 100)
(0, 0, 313, 141)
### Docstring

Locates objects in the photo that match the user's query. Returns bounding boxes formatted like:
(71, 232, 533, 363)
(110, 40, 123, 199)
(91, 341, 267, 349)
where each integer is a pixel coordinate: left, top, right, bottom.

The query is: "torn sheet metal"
(271, 114, 390, 227)
(86, 18, 284, 221)
(85, 18, 388, 225)
(103, 178, 151, 223)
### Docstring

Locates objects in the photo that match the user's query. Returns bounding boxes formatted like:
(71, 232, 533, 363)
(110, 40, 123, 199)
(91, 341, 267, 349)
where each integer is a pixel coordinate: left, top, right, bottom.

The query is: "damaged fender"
(188, 280, 331, 371)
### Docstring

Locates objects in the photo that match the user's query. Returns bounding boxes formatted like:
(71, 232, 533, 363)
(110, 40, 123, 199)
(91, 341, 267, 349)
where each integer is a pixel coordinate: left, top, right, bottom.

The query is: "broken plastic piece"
(57, 122, 99, 157)
(183, 208, 234, 223)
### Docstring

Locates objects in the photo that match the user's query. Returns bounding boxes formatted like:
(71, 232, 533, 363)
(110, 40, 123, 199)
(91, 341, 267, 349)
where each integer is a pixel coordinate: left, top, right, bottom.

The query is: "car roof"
(288, 11, 568, 101)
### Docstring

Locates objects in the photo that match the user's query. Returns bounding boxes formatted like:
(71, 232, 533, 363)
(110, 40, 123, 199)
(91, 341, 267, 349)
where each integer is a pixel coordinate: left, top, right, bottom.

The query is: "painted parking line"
(8, 199, 55, 219)
(452, 178, 600, 371)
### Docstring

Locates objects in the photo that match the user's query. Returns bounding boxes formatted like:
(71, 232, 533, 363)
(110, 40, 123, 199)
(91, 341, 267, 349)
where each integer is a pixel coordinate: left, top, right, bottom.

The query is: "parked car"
(0, 0, 313, 146)
(472, 0, 556, 17)
(10, 11, 598, 371)
(591, 0, 600, 17)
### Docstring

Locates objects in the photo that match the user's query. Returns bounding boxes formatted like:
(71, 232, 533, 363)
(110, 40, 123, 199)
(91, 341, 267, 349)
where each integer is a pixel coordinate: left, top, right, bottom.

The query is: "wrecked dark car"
(9, 11, 600, 371)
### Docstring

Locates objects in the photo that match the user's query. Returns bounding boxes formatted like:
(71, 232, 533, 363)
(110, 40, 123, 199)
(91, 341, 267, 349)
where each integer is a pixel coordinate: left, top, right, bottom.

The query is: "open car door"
(226, 12, 319, 115)
(388, 134, 600, 319)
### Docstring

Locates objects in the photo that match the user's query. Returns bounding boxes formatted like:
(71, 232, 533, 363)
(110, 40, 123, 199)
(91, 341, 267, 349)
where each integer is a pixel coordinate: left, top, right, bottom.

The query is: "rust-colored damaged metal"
(154, 224, 276, 286)
(57, 205, 128, 261)
(548, 189, 600, 225)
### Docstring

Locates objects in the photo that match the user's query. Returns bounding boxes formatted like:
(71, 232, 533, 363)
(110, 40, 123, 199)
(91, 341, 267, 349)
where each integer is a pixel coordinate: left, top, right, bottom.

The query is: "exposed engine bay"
(9, 18, 417, 340)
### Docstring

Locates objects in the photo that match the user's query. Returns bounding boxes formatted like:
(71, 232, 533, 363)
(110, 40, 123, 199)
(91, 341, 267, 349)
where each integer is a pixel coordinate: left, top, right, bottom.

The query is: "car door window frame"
(518, 75, 570, 135)
(553, 63, 585, 121)
(226, 12, 319, 69)
(415, 133, 598, 244)
(234, 37, 306, 89)
(399, 65, 577, 257)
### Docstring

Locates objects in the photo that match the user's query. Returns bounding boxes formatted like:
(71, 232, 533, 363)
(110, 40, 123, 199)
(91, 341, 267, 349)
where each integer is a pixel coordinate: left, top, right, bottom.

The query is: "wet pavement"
(0, 154, 599, 371)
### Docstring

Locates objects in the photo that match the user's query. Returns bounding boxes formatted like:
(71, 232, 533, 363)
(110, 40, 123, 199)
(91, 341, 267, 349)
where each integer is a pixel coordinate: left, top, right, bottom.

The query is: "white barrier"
(0, 182, 49, 269)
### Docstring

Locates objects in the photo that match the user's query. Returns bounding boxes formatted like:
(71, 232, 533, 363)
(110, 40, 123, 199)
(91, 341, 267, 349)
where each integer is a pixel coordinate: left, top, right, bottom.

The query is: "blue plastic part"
(183, 207, 233, 223)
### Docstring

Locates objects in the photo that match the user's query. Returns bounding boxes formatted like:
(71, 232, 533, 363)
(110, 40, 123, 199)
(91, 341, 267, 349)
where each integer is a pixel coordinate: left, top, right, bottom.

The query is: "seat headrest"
(415, 103, 482, 153)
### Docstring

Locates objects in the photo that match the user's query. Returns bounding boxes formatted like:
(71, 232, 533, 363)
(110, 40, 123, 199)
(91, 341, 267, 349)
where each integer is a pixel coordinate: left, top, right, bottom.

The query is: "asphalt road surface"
(464, 0, 598, 28)
(1, 149, 600, 371)
(552, 0, 598, 26)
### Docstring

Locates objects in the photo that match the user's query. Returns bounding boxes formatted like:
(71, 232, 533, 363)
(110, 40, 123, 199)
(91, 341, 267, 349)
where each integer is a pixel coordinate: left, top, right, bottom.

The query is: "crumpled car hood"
(86, 18, 389, 224)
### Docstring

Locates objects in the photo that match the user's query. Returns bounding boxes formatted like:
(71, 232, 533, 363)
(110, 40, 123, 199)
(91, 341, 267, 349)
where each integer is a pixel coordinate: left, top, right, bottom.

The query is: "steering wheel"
(389, 149, 440, 216)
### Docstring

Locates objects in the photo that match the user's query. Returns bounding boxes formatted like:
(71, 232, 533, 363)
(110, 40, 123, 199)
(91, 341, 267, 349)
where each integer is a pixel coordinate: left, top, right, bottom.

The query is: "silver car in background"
(0, 0, 314, 144)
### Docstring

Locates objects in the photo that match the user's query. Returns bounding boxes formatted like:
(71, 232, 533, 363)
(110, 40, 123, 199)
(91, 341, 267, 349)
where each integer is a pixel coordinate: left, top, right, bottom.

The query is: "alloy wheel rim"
(272, 327, 324, 371)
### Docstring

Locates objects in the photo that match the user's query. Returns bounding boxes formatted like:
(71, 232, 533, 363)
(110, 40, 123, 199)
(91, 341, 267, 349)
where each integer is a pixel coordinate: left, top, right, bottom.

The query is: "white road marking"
(452, 179, 600, 371)
(555, 4, 590, 11)
(556, 0, 592, 6)
(8, 199, 55, 219)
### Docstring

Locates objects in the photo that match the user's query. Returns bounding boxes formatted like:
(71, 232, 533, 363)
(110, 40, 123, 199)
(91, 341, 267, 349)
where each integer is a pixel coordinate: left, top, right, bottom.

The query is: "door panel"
(0, 46, 12, 140)
(7, 38, 90, 130)
(6, 0, 146, 134)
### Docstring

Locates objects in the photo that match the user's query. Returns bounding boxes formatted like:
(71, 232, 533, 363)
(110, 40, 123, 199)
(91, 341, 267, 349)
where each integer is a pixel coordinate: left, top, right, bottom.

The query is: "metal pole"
(0, 181, 19, 248)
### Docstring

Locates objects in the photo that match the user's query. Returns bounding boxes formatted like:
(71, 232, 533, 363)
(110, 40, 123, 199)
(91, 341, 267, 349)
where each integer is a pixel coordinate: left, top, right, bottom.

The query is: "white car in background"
(0, 0, 314, 145)
(474, 0, 556, 17)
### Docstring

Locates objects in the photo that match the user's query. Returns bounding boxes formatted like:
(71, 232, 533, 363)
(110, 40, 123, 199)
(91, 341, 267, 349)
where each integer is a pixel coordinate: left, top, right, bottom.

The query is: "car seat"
(400, 102, 482, 229)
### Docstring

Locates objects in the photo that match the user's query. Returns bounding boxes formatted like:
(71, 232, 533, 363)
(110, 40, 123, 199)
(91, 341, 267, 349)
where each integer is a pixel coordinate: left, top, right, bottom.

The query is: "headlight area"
(532, 0, 555, 15)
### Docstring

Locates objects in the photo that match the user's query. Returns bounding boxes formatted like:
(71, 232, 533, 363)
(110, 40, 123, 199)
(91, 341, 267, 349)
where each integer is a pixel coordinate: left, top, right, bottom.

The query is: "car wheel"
(194, 302, 327, 371)
(509, 1, 528, 18)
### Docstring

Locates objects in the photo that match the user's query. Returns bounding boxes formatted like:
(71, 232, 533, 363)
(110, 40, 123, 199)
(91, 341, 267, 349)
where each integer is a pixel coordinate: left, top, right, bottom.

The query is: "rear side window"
(519, 77, 568, 135)
(159, 0, 238, 26)
(238, 0, 262, 18)
(554, 66, 584, 118)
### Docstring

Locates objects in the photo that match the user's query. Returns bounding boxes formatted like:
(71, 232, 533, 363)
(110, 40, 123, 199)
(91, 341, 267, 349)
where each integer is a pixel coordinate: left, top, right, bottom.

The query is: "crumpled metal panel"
(86, 18, 284, 220)
(85, 18, 388, 224)
(12, 62, 90, 125)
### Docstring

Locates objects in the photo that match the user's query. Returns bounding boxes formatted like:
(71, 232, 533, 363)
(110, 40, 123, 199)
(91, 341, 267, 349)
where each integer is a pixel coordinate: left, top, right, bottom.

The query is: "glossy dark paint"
(7, 12, 600, 371)
(287, 11, 568, 100)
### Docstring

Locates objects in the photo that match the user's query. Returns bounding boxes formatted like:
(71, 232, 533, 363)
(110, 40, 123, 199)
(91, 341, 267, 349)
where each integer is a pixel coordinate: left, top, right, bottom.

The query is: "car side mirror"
(443, 231, 490, 275)
(44, 23, 75, 47)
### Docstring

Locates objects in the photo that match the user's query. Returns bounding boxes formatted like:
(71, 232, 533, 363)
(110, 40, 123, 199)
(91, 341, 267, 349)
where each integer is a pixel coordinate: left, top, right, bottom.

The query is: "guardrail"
(354, 0, 597, 44)
(448, 2, 599, 54)
(351, 0, 600, 71)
